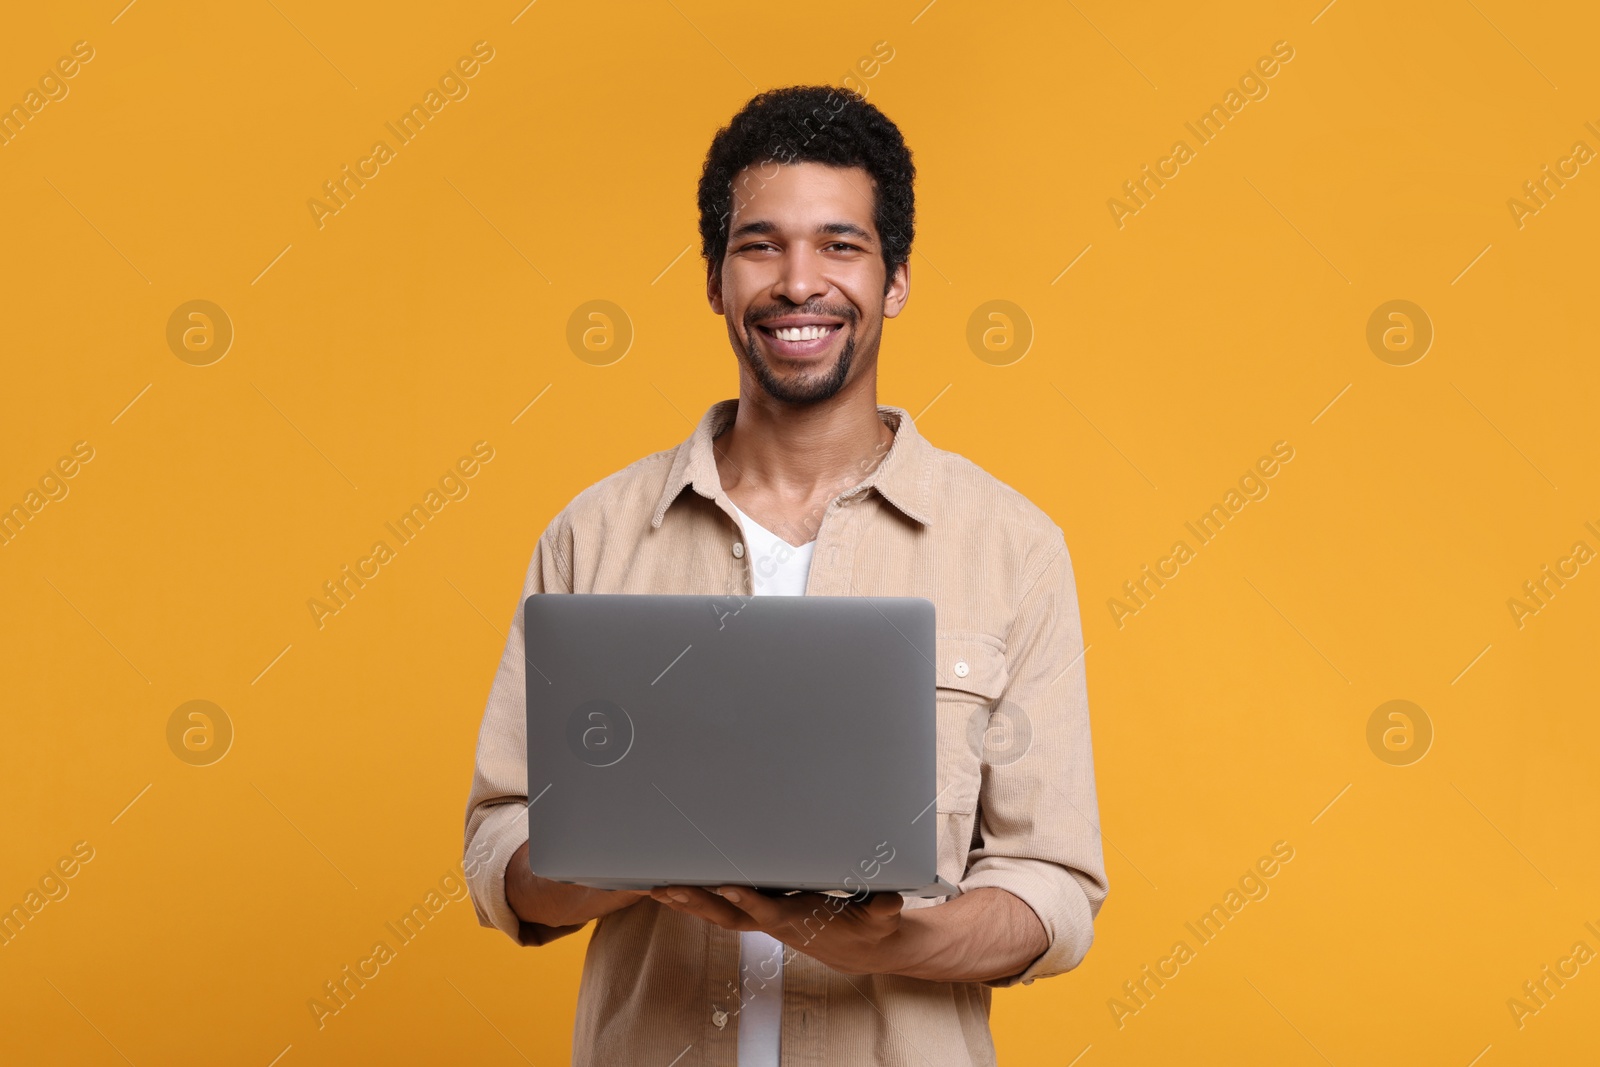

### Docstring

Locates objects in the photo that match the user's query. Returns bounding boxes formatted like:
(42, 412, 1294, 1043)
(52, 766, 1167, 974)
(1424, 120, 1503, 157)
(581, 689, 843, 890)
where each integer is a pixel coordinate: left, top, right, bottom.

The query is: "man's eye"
(826, 242, 861, 252)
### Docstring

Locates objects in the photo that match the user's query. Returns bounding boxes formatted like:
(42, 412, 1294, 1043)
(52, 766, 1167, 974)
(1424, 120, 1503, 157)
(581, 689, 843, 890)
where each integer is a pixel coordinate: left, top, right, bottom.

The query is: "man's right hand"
(504, 840, 651, 929)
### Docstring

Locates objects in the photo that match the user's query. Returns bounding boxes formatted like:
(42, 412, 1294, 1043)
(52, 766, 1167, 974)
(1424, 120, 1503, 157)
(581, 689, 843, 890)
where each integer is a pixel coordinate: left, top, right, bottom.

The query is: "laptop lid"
(523, 593, 952, 896)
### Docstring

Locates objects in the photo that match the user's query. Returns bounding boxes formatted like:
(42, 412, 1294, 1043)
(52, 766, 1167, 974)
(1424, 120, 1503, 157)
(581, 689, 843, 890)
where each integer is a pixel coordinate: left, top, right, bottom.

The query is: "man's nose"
(772, 247, 829, 306)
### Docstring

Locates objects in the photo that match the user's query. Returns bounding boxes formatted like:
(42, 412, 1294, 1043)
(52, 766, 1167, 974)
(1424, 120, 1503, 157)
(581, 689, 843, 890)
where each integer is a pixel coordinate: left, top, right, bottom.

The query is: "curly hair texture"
(697, 86, 915, 289)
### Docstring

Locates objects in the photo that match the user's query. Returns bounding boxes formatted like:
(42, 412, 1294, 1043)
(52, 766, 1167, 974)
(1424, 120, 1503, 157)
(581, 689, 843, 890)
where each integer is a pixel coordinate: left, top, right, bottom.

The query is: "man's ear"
(707, 262, 724, 316)
(883, 260, 910, 319)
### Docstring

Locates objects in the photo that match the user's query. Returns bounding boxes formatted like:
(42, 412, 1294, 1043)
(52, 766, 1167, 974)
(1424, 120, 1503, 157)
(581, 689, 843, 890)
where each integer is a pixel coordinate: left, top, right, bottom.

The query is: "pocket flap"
(935, 632, 1008, 701)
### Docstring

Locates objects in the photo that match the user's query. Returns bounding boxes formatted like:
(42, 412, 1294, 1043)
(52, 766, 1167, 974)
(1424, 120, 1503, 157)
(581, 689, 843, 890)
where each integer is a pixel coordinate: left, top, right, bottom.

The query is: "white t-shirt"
(729, 501, 814, 1066)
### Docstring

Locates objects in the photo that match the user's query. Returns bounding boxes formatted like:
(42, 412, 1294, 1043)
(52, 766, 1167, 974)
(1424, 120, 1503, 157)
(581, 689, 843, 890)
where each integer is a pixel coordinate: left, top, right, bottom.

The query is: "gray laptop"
(523, 593, 957, 898)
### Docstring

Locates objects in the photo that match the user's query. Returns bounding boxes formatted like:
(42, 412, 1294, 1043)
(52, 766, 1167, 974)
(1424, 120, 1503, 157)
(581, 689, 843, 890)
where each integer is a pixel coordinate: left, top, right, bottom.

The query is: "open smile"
(754, 318, 846, 360)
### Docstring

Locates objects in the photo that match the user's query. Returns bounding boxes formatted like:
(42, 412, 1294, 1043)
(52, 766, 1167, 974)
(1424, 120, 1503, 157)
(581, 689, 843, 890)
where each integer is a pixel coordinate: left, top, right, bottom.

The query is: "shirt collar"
(650, 398, 935, 530)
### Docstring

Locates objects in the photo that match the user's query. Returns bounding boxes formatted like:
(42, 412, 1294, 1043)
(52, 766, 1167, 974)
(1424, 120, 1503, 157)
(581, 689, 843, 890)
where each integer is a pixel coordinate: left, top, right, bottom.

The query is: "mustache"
(744, 302, 858, 330)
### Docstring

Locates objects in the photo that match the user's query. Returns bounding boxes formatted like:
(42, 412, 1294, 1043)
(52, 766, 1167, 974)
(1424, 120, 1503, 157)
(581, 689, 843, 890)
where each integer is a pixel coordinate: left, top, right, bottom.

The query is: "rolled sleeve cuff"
(467, 805, 587, 948)
(959, 856, 1095, 988)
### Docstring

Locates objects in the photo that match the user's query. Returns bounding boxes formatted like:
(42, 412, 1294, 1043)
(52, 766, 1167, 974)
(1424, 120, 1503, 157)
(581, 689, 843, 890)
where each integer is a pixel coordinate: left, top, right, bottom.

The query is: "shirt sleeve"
(462, 516, 583, 946)
(956, 533, 1110, 987)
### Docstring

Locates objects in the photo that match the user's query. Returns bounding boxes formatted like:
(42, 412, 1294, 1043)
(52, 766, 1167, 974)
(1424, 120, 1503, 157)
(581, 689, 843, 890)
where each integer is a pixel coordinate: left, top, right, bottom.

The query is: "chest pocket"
(934, 632, 1008, 817)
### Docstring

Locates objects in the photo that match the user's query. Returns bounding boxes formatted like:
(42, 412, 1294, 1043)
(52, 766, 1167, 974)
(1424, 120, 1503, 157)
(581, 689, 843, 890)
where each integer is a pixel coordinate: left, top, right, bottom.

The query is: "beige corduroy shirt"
(463, 398, 1108, 1066)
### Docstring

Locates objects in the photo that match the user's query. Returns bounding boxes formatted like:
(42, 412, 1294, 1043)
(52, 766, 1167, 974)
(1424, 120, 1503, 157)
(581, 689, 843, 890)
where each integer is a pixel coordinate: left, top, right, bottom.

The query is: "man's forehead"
(728, 161, 877, 230)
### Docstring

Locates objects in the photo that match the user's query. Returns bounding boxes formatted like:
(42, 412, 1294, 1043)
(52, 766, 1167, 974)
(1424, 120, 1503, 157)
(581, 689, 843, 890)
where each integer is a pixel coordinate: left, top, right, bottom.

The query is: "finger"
(709, 886, 799, 927)
(650, 885, 710, 908)
(718, 888, 867, 945)
(651, 886, 756, 930)
(864, 891, 905, 918)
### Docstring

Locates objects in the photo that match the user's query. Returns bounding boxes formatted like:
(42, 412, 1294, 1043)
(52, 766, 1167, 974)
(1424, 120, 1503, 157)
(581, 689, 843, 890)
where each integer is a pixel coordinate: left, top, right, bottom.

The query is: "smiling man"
(463, 86, 1107, 1066)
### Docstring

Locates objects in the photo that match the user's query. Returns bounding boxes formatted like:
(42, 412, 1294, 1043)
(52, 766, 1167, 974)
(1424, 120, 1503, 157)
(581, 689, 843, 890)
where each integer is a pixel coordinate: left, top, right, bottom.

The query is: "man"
(463, 85, 1107, 1066)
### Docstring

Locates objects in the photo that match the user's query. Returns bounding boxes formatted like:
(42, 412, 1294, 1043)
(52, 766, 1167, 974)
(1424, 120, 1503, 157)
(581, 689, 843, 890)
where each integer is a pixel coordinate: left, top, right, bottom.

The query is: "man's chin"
(743, 335, 854, 405)
(754, 370, 845, 406)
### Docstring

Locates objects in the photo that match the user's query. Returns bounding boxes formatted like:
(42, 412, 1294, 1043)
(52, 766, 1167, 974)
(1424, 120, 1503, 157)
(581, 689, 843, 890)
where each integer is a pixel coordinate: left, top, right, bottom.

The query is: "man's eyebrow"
(818, 221, 874, 242)
(727, 220, 876, 242)
(729, 220, 776, 240)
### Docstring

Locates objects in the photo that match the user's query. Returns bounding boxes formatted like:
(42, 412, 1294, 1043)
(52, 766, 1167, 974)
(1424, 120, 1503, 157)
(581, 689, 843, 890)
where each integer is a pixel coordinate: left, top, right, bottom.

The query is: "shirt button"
(712, 1008, 729, 1029)
(953, 660, 970, 678)
(732, 542, 745, 558)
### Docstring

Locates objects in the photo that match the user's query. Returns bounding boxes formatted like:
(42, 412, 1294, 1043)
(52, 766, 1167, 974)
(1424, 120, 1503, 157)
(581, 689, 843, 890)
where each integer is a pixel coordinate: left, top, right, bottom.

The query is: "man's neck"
(714, 384, 894, 506)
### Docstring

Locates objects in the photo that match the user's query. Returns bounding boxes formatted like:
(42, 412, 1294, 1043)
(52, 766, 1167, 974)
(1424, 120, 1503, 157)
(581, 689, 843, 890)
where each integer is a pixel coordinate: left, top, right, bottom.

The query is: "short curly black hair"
(698, 86, 915, 290)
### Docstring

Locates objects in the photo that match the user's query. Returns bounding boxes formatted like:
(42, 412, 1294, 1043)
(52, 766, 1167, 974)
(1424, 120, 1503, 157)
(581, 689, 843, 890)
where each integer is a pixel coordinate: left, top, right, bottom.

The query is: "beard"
(739, 301, 861, 406)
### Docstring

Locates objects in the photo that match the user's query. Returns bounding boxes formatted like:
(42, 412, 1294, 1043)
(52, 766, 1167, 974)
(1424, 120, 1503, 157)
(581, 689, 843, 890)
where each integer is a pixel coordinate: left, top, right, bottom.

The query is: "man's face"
(708, 162, 910, 405)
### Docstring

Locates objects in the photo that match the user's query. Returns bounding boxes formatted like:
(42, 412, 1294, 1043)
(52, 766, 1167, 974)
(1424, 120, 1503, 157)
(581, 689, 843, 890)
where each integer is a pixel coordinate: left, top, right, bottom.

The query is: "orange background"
(3, 1, 1597, 1064)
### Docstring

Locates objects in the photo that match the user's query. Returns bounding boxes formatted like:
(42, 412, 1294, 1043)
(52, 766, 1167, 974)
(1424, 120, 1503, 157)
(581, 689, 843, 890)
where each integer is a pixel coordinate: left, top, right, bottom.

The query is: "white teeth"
(772, 325, 834, 341)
